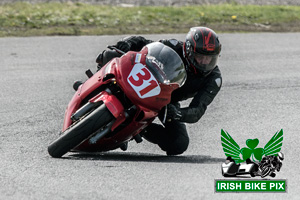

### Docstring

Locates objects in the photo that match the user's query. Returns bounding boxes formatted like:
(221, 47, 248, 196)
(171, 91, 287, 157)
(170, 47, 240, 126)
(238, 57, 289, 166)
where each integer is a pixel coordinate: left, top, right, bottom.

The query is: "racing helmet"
(184, 27, 221, 75)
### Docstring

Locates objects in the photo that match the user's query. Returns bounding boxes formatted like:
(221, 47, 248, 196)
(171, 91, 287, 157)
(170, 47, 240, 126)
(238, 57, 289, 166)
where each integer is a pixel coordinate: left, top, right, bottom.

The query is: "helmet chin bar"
(190, 52, 217, 75)
(191, 59, 213, 76)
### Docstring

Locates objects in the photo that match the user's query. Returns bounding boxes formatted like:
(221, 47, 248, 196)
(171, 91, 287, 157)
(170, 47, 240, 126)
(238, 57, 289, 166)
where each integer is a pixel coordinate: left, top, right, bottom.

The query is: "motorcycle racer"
(96, 27, 222, 155)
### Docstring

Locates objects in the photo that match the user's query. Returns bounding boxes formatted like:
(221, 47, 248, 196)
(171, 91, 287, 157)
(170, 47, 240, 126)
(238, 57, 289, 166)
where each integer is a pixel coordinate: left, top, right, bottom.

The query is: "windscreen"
(145, 42, 186, 87)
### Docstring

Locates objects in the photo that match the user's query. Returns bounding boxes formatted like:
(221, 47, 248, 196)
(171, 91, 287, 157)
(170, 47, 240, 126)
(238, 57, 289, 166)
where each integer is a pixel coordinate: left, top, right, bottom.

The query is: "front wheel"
(48, 104, 114, 158)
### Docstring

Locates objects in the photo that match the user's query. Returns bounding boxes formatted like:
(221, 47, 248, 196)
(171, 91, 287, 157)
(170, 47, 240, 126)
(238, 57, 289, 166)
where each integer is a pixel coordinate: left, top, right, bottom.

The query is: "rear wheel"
(48, 104, 114, 158)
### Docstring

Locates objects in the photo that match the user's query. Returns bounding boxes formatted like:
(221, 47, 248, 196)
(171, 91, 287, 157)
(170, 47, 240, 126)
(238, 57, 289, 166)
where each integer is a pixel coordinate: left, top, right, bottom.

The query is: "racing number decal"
(127, 63, 161, 99)
(128, 68, 151, 87)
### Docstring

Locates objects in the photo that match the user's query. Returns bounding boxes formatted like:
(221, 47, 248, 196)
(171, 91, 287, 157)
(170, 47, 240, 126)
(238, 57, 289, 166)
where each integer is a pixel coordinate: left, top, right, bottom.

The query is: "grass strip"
(0, 2, 300, 36)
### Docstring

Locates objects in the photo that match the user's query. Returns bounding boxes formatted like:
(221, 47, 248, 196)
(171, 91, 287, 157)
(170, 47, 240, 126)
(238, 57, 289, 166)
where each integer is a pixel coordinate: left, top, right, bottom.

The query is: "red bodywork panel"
(62, 48, 179, 152)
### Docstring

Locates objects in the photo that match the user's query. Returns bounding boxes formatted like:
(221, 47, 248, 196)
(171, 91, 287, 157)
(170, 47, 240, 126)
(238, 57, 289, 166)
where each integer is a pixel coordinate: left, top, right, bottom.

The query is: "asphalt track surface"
(1, 33, 300, 200)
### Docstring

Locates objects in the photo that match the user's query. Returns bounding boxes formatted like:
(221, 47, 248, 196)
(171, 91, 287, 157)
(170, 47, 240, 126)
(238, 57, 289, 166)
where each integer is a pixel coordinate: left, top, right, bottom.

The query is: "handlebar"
(107, 45, 125, 55)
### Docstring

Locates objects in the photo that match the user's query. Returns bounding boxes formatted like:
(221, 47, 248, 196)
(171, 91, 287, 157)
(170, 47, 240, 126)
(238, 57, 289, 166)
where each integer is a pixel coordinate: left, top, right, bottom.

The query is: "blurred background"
(1, 0, 300, 6)
(0, 0, 300, 36)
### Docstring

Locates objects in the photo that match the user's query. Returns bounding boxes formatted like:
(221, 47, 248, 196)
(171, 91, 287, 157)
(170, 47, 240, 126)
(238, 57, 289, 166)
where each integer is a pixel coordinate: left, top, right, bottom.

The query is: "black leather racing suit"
(98, 36, 222, 155)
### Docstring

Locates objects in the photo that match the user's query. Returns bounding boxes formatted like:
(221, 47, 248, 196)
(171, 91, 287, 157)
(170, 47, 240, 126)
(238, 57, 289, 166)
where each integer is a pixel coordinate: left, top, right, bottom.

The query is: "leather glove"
(95, 50, 105, 71)
(166, 104, 182, 121)
(115, 40, 131, 52)
(96, 50, 105, 64)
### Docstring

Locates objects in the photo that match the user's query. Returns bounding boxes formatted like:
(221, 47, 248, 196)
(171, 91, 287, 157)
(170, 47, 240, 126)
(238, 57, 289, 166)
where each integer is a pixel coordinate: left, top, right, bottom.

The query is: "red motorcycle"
(48, 42, 186, 158)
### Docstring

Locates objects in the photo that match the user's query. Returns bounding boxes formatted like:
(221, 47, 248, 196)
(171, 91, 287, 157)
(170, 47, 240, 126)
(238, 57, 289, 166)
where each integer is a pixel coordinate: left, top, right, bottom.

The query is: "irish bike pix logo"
(215, 129, 286, 193)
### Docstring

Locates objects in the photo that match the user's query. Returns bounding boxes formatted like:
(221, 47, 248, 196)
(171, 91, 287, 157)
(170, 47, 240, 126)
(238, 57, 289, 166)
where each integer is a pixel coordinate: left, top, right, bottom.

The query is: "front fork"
(70, 88, 138, 144)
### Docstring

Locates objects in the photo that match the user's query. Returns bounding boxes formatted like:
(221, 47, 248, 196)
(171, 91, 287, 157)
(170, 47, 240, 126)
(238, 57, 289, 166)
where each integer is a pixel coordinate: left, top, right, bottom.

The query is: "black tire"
(48, 104, 114, 158)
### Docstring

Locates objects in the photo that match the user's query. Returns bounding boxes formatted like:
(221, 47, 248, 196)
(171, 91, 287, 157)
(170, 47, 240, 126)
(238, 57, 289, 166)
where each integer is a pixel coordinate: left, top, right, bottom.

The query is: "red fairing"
(115, 48, 179, 112)
(62, 90, 81, 132)
(62, 60, 119, 131)
(62, 44, 182, 152)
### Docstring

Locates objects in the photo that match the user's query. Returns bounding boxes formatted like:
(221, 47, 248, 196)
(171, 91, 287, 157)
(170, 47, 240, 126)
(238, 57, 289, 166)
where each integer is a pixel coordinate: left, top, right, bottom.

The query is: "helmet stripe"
(191, 32, 196, 52)
(198, 27, 205, 52)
